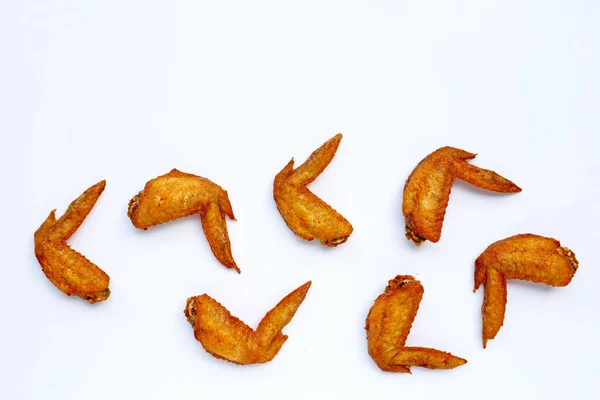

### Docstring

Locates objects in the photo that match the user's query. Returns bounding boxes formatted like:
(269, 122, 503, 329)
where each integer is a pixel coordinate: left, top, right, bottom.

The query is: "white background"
(2, 1, 599, 399)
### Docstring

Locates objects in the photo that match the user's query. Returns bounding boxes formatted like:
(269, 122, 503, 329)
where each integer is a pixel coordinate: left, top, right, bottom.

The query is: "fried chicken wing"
(274, 134, 353, 247)
(34, 181, 110, 303)
(474, 234, 579, 348)
(185, 281, 311, 364)
(403, 146, 521, 245)
(128, 169, 239, 273)
(366, 276, 466, 373)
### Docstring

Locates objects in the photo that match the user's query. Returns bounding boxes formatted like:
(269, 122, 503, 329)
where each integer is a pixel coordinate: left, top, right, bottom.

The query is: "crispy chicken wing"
(274, 134, 353, 247)
(474, 234, 578, 347)
(403, 146, 521, 245)
(34, 181, 110, 303)
(185, 281, 311, 364)
(128, 169, 239, 272)
(366, 276, 466, 373)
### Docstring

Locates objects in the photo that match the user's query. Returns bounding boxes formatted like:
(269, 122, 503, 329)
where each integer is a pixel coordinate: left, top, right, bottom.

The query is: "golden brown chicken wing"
(34, 180, 110, 303)
(366, 275, 466, 373)
(474, 234, 579, 348)
(128, 169, 239, 273)
(185, 281, 311, 364)
(274, 134, 353, 247)
(403, 146, 521, 245)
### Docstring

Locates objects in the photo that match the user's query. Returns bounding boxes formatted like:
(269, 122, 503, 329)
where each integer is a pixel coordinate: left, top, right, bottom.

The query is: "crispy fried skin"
(128, 169, 239, 273)
(185, 281, 311, 365)
(273, 134, 353, 247)
(366, 276, 466, 373)
(480, 268, 507, 349)
(403, 146, 521, 245)
(474, 234, 579, 348)
(34, 181, 110, 303)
